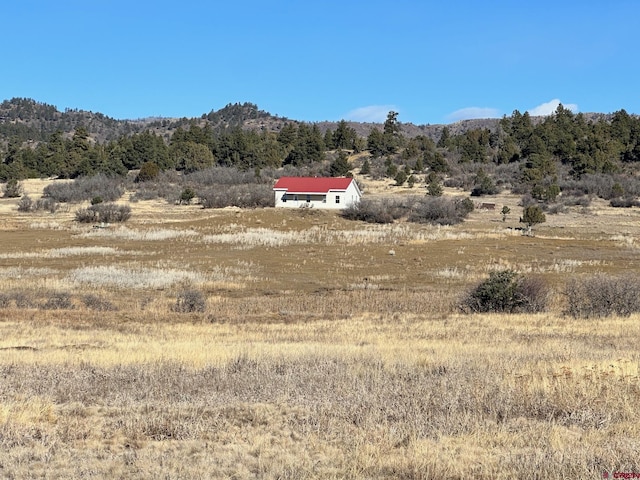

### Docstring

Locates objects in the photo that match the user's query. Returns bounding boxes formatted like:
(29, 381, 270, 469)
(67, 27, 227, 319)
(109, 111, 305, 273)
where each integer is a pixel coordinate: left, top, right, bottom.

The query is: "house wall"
(273, 181, 361, 210)
(274, 192, 329, 209)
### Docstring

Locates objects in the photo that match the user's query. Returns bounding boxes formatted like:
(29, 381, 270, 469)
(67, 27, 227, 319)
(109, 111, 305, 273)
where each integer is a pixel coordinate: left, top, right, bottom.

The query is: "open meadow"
(1, 179, 640, 479)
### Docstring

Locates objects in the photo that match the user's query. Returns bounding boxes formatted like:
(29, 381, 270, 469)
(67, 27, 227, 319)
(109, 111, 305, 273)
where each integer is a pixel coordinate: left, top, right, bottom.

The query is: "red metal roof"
(273, 177, 354, 194)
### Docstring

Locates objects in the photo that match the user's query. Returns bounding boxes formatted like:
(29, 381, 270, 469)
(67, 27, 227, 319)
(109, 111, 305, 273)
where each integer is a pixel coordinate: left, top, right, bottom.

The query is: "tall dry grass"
(2, 183, 640, 478)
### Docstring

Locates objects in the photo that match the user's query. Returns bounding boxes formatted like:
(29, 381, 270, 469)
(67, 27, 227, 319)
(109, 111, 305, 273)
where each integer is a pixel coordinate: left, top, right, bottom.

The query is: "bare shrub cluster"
(185, 167, 264, 186)
(2, 179, 23, 198)
(341, 198, 408, 224)
(172, 288, 207, 313)
(0, 291, 36, 308)
(41, 292, 74, 310)
(460, 270, 549, 314)
(199, 184, 274, 209)
(43, 174, 126, 203)
(75, 203, 131, 223)
(560, 174, 640, 200)
(609, 197, 640, 208)
(343, 196, 473, 225)
(564, 274, 640, 318)
(81, 294, 118, 311)
(17, 195, 60, 213)
(408, 197, 474, 225)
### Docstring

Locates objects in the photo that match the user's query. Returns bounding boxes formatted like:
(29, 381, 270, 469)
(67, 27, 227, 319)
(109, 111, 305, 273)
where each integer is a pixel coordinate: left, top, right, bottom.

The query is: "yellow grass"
(1, 178, 640, 478)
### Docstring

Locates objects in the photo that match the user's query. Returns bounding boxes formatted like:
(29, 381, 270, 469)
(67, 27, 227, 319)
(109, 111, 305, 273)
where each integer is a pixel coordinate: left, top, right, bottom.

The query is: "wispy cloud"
(528, 99, 578, 116)
(344, 105, 397, 123)
(446, 107, 501, 122)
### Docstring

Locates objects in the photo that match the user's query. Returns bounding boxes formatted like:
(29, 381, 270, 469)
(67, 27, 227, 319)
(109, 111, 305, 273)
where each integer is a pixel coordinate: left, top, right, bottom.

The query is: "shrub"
(408, 197, 465, 225)
(3, 179, 23, 198)
(13, 291, 36, 308)
(75, 203, 131, 223)
(42, 292, 74, 310)
(199, 184, 274, 209)
(17, 195, 34, 212)
(136, 162, 160, 182)
(82, 294, 118, 311)
(17, 195, 60, 213)
(609, 197, 640, 208)
(460, 270, 549, 314)
(455, 197, 475, 216)
(564, 274, 640, 318)
(520, 205, 546, 229)
(0, 293, 11, 308)
(342, 198, 408, 224)
(43, 174, 125, 203)
(179, 187, 196, 205)
(173, 288, 207, 313)
(470, 170, 499, 196)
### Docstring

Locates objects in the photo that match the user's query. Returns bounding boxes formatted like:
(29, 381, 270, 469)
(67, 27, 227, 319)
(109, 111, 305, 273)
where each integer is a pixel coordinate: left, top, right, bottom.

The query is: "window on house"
(335, 195, 340, 204)
(306, 195, 311, 202)
(294, 195, 298, 201)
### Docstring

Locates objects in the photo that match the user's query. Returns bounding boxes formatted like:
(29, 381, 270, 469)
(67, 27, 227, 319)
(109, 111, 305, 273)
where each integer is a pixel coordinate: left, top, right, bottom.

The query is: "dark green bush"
(460, 270, 548, 314)
(136, 162, 160, 182)
(179, 187, 196, 205)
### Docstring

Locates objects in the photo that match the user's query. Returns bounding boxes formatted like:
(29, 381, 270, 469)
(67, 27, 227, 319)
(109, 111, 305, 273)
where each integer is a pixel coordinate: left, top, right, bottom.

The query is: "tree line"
(2, 103, 640, 206)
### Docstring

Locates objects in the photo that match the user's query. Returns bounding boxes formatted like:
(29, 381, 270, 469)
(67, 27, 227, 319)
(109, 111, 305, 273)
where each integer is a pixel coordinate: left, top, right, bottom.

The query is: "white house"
(273, 177, 362, 210)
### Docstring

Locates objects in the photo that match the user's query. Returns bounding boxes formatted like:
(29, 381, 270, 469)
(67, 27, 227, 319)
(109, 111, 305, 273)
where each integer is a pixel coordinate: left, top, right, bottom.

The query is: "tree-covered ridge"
(2, 98, 640, 209)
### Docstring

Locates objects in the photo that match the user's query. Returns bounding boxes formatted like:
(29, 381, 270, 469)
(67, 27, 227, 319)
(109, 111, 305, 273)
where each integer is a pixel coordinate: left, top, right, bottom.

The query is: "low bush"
(173, 288, 207, 313)
(199, 184, 273, 209)
(42, 292, 74, 310)
(2, 179, 23, 198)
(82, 294, 118, 311)
(342, 198, 408, 224)
(17, 195, 60, 213)
(17, 195, 34, 212)
(564, 274, 640, 318)
(75, 203, 131, 223)
(43, 174, 125, 203)
(609, 197, 640, 208)
(136, 162, 161, 182)
(460, 270, 549, 314)
(408, 197, 474, 225)
(0, 293, 11, 308)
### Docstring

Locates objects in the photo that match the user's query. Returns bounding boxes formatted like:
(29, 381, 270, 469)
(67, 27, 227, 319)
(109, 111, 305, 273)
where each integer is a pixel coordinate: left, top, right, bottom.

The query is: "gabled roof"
(273, 176, 355, 194)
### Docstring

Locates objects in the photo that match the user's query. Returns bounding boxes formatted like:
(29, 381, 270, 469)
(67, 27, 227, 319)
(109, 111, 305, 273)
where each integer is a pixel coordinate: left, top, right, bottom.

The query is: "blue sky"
(2, 1, 638, 124)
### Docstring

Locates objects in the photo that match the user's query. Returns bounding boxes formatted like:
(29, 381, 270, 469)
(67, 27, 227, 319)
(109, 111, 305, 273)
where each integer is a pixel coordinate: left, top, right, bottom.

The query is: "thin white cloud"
(446, 107, 501, 122)
(344, 105, 397, 123)
(528, 99, 578, 116)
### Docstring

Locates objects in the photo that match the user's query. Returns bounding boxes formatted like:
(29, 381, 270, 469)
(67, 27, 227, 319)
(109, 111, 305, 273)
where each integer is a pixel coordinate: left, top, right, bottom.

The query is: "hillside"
(0, 97, 506, 148)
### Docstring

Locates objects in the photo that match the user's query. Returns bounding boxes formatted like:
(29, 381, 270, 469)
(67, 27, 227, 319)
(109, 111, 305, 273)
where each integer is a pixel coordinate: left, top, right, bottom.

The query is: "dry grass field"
(1, 179, 640, 479)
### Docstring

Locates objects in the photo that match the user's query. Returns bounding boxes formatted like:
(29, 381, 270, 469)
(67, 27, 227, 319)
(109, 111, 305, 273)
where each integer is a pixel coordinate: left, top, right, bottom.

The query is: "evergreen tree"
(360, 158, 371, 175)
(367, 127, 385, 158)
(329, 150, 351, 177)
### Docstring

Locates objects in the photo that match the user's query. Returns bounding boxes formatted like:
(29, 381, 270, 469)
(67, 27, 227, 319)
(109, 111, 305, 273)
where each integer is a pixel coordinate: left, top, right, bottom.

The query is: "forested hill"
(0, 97, 502, 147)
(3, 96, 640, 211)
